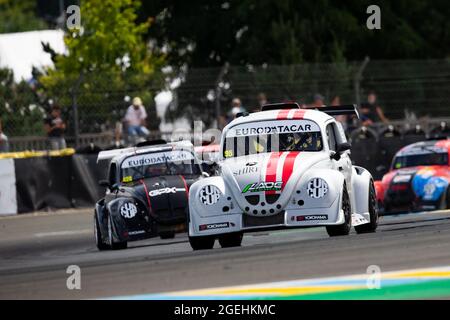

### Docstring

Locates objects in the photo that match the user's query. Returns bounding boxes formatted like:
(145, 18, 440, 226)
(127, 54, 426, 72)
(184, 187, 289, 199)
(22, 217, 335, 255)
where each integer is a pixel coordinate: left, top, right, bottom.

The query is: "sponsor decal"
(227, 120, 320, 138)
(423, 182, 436, 198)
(242, 181, 283, 193)
(199, 222, 230, 231)
(296, 215, 328, 221)
(246, 162, 257, 166)
(235, 124, 312, 136)
(120, 202, 138, 219)
(122, 175, 133, 183)
(128, 230, 146, 236)
(307, 178, 328, 198)
(199, 185, 221, 205)
(149, 187, 186, 197)
(233, 166, 258, 176)
(393, 174, 412, 183)
(122, 150, 194, 169)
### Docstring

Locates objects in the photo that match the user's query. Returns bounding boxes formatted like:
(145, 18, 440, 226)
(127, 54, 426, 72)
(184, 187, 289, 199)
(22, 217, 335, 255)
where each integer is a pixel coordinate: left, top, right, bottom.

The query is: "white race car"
(188, 103, 378, 250)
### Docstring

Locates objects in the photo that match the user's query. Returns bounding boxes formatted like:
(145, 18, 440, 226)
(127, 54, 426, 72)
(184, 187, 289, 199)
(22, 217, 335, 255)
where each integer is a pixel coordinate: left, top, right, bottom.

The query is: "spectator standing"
(125, 97, 150, 140)
(44, 105, 66, 150)
(0, 117, 9, 153)
(228, 98, 246, 120)
(330, 95, 348, 129)
(256, 92, 268, 110)
(311, 93, 325, 108)
(360, 91, 389, 126)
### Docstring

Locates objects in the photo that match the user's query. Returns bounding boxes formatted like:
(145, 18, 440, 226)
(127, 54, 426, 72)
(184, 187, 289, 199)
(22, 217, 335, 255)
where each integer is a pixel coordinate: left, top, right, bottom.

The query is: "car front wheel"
(107, 215, 128, 250)
(219, 232, 243, 248)
(189, 235, 215, 250)
(94, 214, 110, 251)
(355, 180, 379, 234)
(326, 184, 352, 237)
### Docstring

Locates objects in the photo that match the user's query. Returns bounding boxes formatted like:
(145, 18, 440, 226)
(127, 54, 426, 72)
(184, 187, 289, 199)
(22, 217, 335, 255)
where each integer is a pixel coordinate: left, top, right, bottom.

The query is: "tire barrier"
(349, 125, 449, 180)
(0, 153, 109, 215)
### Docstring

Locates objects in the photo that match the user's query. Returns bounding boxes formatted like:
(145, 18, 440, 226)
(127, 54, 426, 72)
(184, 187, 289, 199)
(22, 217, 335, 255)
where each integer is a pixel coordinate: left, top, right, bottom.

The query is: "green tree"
(0, 0, 47, 33)
(39, 0, 166, 134)
(0, 67, 46, 136)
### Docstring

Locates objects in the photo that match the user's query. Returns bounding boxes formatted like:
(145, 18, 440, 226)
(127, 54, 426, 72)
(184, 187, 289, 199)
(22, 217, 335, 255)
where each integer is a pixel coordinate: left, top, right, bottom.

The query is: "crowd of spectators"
(0, 90, 393, 153)
(223, 91, 389, 133)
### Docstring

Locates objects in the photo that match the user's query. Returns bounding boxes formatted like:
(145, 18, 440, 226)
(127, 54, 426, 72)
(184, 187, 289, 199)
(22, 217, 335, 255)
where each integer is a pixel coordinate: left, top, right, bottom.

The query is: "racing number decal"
(307, 178, 328, 198)
(199, 185, 221, 205)
(120, 203, 138, 218)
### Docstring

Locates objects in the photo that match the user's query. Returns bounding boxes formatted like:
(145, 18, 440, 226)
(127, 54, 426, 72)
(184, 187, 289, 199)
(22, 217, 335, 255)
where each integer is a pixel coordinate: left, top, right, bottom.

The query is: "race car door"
(326, 122, 352, 188)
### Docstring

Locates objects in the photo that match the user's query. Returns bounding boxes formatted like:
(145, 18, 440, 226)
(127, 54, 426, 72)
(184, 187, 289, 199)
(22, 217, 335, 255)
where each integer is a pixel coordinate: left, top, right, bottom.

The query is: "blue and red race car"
(375, 138, 450, 213)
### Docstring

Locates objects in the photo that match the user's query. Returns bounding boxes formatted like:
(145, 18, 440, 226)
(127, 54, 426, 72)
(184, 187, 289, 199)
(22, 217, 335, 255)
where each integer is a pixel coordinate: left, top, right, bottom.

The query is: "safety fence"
(2, 59, 450, 140)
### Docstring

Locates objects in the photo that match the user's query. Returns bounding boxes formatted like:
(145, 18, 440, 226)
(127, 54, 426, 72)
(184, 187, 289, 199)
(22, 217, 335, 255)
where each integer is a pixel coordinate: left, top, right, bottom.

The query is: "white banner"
(0, 159, 17, 215)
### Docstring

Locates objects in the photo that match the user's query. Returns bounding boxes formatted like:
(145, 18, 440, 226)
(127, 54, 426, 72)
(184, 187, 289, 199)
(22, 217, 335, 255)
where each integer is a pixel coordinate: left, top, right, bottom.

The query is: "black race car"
(94, 140, 207, 250)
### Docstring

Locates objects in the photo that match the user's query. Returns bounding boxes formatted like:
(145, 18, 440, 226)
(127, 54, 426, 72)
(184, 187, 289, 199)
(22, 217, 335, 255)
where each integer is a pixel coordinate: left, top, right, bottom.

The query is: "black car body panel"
(94, 142, 204, 248)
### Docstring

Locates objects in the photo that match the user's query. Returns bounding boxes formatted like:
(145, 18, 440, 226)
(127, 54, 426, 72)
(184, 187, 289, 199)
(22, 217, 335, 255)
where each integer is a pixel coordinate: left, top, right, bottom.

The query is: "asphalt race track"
(1, 209, 450, 299)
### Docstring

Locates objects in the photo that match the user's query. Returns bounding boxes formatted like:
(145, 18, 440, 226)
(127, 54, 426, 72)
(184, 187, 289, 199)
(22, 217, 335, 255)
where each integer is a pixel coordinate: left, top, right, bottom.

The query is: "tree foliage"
(0, 67, 46, 136)
(39, 0, 166, 133)
(0, 0, 47, 33)
(140, 0, 450, 67)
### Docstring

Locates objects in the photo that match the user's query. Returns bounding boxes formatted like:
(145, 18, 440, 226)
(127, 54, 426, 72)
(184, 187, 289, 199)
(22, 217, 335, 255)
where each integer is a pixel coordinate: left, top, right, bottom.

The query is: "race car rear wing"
(260, 103, 359, 118)
(96, 140, 194, 162)
(306, 104, 360, 119)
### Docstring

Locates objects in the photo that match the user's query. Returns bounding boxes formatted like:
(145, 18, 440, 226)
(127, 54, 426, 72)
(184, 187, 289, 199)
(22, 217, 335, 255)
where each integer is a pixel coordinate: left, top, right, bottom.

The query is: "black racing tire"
(218, 232, 243, 248)
(159, 231, 176, 239)
(107, 215, 128, 250)
(355, 180, 379, 234)
(189, 235, 215, 250)
(326, 184, 352, 237)
(444, 187, 450, 210)
(94, 214, 110, 251)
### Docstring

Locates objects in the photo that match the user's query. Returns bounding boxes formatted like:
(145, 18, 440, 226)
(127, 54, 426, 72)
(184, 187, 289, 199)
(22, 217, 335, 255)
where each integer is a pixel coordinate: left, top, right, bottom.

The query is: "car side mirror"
(330, 151, 341, 161)
(98, 179, 110, 188)
(336, 142, 351, 154)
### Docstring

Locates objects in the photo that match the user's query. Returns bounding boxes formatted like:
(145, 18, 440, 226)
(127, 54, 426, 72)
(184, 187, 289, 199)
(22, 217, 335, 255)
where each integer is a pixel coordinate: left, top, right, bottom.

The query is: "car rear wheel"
(326, 184, 352, 237)
(355, 181, 379, 234)
(94, 215, 110, 251)
(107, 215, 128, 250)
(218, 232, 243, 248)
(189, 235, 215, 250)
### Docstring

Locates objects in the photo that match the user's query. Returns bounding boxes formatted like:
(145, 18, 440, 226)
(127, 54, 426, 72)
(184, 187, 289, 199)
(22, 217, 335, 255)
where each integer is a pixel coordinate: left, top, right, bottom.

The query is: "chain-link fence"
(2, 59, 450, 151)
(174, 59, 450, 125)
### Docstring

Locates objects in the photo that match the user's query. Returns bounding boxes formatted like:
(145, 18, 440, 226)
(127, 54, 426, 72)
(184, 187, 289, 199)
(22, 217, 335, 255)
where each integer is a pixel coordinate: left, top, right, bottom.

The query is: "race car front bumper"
(189, 194, 343, 237)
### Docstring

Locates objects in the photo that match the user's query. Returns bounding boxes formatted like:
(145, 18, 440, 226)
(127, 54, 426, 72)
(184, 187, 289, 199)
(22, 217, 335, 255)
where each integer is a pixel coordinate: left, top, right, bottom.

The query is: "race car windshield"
(223, 132, 323, 158)
(120, 150, 201, 182)
(393, 152, 448, 169)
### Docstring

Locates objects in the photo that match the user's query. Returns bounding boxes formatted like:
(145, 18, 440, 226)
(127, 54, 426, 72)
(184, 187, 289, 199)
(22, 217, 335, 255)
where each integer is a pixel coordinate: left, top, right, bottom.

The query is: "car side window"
(326, 123, 337, 151)
(109, 163, 117, 185)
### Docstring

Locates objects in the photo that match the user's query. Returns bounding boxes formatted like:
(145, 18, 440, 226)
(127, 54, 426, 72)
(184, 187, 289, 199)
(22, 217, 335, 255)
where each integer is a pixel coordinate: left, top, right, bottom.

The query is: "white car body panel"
(189, 108, 373, 237)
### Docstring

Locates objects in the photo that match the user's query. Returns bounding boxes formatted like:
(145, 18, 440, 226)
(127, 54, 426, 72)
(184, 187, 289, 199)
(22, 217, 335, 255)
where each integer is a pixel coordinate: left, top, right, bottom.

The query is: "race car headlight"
(199, 185, 222, 205)
(307, 178, 328, 199)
